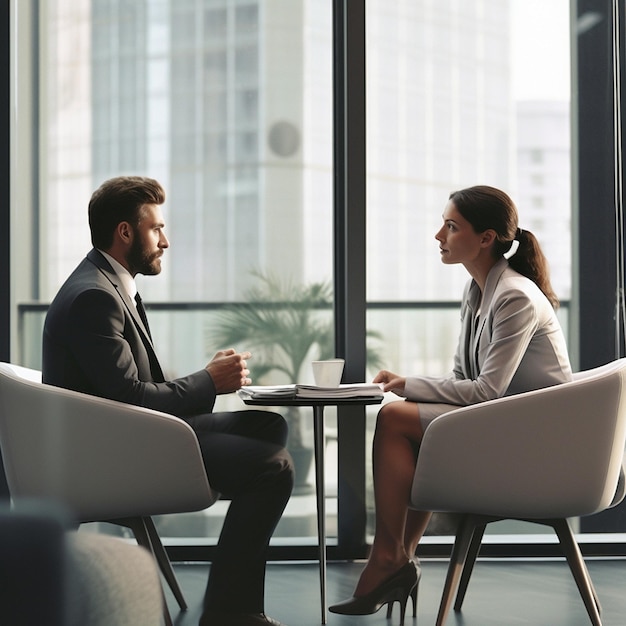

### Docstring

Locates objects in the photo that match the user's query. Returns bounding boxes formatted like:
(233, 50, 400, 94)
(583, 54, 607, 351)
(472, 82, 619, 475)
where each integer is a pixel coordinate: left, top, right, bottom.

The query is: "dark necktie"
(134, 292, 152, 340)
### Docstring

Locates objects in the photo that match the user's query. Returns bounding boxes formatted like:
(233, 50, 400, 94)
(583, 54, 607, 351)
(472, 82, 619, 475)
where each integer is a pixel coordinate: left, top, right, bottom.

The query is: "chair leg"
(111, 516, 181, 626)
(551, 518, 602, 626)
(435, 514, 478, 626)
(143, 516, 188, 611)
(454, 522, 486, 611)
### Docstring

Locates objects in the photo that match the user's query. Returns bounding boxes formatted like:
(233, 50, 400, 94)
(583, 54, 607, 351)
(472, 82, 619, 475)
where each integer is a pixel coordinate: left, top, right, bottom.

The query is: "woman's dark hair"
(449, 185, 559, 308)
(88, 176, 165, 249)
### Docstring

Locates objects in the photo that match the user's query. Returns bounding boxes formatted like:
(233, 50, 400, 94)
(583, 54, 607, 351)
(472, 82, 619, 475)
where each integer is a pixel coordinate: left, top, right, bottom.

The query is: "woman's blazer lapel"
(471, 258, 510, 371)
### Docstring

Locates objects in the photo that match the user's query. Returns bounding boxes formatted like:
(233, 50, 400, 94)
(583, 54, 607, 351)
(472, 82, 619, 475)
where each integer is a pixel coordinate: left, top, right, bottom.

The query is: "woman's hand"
(373, 369, 407, 394)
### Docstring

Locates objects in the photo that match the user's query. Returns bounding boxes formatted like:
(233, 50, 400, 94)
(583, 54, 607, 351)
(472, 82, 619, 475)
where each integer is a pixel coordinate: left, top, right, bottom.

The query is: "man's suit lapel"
(87, 249, 152, 342)
(86, 249, 165, 381)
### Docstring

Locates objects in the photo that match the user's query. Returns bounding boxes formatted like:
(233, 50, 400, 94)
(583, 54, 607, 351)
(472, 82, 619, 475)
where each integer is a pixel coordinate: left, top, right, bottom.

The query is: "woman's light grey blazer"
(402, 257, 572, 428)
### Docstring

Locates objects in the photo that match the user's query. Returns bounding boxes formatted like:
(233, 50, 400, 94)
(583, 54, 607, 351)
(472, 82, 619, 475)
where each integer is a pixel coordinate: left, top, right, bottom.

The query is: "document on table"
(238, 382, 384, 400)
(238, 385, 297, 400)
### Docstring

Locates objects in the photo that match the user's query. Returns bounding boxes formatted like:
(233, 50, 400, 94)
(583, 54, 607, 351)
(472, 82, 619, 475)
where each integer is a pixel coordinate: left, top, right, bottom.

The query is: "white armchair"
(0, 362, 219, 626)
(410, 358, 626, 626)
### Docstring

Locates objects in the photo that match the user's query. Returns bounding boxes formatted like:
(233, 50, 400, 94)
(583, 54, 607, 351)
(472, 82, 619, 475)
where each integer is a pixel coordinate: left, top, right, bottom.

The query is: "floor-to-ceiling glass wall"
(11, 0, 626, 556)
(364, 0, 572, 540)
(17, 0, 335, 545)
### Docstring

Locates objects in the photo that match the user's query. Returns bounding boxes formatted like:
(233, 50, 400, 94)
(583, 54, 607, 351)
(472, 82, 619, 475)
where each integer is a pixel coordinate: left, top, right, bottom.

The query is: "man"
(43, 176, 294, 626)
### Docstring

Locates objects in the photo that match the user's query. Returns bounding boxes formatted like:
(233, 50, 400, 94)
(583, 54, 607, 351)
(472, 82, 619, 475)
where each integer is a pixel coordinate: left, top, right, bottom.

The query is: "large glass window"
(364, 0, 571, 538)
(12, 0, 626, 554)
(21, 0, 335, 544)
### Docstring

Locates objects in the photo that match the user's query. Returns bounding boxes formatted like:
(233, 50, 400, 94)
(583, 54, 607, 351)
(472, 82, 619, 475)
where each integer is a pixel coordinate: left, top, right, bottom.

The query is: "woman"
(329, 185, 572, 621)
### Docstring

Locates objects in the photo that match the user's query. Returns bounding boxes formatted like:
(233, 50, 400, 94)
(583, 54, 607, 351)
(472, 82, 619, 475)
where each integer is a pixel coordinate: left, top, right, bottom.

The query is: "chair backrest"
(411, 359, 626, 519)
(0, 363, 42, 383)
(0, 362, 218, 521)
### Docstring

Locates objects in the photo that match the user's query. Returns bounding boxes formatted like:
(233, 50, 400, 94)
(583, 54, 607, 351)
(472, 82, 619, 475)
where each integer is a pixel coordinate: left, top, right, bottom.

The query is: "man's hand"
(205, 348, 252, 394)
(372, 369, 406, 394)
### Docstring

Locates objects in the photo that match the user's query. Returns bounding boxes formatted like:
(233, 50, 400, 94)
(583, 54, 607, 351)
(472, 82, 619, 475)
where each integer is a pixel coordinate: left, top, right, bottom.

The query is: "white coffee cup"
(312, 358, 345, 387)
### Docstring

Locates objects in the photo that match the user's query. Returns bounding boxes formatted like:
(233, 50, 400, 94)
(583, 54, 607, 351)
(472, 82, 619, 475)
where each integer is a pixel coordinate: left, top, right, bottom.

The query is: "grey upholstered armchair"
(411, 358, 626, 626)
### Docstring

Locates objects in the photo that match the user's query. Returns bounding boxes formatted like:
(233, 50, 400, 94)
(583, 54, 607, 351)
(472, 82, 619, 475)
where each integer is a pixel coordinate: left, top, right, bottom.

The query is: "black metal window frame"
(1, 1, 10, 367)
(0, 0, 10, 501)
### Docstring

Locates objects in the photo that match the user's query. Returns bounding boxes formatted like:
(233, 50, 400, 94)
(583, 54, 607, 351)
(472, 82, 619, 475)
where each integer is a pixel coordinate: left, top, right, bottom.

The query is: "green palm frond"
(207, 272, 386, 448)
(209, 273, 337, 383)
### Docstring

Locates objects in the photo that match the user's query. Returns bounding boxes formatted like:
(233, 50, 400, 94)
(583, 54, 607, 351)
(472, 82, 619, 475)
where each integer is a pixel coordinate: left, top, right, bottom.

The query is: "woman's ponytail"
(507, 228, 559, 309)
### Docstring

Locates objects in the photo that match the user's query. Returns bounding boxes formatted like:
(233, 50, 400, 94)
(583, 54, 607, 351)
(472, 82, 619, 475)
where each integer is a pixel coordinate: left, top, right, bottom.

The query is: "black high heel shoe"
(387, 557, 421, 619)
(329, 561, 419, 625)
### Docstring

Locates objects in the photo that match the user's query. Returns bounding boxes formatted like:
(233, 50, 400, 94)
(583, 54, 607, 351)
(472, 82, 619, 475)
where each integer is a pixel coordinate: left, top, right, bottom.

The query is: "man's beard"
(127, 235, 162, 276)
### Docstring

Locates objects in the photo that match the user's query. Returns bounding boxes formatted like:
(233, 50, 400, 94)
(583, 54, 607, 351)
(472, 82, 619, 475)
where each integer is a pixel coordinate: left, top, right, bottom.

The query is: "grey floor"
(165, 557, 626, 626)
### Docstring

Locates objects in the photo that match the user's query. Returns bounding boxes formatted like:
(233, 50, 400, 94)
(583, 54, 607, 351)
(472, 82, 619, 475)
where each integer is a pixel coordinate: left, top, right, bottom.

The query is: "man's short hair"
(88, 176, 165, 249)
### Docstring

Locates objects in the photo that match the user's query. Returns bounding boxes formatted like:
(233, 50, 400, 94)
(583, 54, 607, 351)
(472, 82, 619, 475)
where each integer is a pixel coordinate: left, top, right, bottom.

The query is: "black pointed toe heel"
(329, 561, 419, 625)
(387, 557, 421, 619)
(386, 580, 419, 620)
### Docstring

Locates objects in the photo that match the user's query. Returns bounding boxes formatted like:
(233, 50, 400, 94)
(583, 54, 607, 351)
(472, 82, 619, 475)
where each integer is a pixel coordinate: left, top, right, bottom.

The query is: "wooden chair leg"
(454, 522, 486, 611)
(551, 518, 602, 626)
(435, 514, 477, 626)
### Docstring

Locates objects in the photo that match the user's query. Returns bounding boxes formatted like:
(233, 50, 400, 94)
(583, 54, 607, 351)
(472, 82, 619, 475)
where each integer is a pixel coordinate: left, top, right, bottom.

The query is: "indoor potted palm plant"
(209, 272, 384, 491)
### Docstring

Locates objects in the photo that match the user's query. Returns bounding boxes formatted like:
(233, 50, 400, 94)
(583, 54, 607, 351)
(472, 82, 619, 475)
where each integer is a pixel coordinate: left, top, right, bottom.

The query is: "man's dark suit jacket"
(43, 249, 216, 417)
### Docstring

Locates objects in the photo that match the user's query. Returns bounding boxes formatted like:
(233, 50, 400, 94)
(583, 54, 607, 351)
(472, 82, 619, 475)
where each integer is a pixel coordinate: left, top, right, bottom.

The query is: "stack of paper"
(238, 385, 297, 400)
(294, 383, 384, 399)
(238, 382, 384, 401)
